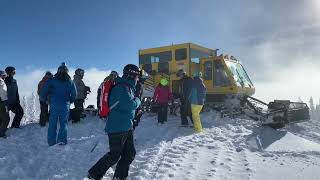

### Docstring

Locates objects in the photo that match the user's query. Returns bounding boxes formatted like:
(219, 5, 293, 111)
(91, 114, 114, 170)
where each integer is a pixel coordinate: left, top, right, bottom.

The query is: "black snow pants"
(0, 102, 10, 136)
(9, 103, 24, 128)
(88, 130, 136, 179)
(180, 99, 193, 125)
(39, 101, 49, 127)
(73, 99, 84, 123)
(157, 103, 168, 124)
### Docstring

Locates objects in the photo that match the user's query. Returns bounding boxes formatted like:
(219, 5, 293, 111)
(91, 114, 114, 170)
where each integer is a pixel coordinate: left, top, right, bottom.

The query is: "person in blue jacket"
(40, 63, 77, 146)
(88, 64, 141, 180)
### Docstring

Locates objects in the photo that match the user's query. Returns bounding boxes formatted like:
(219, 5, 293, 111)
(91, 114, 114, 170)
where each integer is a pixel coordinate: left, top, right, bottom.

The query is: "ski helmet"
(192, 72, 202, 78)
(123, 64, 140, 78)
(75, 68, 85, 77)
(160, 78, 168, 86)
(57, 62, 69, 74)
(5, 66, 16, 75)
(176, 69, 186, 78)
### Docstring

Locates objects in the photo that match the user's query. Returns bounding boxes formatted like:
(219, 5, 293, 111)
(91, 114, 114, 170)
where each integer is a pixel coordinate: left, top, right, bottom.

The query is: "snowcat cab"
(138, 43, 310, 128)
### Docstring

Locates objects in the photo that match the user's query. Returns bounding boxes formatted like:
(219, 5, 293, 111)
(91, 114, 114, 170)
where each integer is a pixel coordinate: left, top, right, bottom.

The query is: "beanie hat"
(5, 66, 15, 75)
(57, 62, 69, 74)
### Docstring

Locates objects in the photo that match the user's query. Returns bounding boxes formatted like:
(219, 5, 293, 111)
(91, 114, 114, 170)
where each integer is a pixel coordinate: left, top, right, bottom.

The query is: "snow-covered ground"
(0, 112, 320, 180)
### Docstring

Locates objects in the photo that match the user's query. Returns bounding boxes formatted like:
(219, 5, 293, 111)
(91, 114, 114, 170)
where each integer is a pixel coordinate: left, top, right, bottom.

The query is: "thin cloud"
(16, 68, 111, 108)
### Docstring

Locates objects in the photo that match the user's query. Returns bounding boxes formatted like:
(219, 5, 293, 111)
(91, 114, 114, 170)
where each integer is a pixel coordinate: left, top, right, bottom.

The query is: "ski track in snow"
(1, 112, 320, 180)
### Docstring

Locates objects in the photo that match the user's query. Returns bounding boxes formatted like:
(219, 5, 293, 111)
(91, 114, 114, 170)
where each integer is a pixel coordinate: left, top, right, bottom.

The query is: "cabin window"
(225, 61, 254, 88)
(190, 48, 210, 63)
(142, 64, 152, 74)
(214, 60, 231, 87)
(203, 61, 213, 80)
(158, 62, 169, 73)
(175, 48, 187, 61)
(236, 63, 254, 87)
(139, 51, 172, 65)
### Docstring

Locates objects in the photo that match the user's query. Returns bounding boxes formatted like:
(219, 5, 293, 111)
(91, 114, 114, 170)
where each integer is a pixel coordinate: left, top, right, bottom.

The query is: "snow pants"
(88, 130, 136, 179)
(48, 105, 69, 146)
(180, 99, 193, 125)
(191, 104, 203, 132)
(39, 101, 49, 127)
(73, 99, 84, 123)
(157, 103, 168, 124)
(8, 103, 24, 128)
(0, 102, 9, 136)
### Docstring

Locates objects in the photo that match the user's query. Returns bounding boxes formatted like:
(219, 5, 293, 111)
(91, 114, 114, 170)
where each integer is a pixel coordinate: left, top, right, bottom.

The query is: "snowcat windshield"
(225, 60, 254, 88)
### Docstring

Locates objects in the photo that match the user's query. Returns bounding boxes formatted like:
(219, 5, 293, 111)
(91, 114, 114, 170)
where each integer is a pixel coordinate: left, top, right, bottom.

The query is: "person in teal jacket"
(189, 72, 206, 132)
(88, 64, 141, 180)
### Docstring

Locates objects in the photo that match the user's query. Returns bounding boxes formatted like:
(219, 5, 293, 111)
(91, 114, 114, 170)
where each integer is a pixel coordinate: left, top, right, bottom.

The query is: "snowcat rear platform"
(243, 96, 310, 128)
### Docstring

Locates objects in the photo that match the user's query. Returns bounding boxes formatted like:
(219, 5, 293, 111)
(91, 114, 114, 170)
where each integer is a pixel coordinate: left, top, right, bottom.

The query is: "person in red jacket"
(37, 71, 53, 127)
(153, 78, 173, 124)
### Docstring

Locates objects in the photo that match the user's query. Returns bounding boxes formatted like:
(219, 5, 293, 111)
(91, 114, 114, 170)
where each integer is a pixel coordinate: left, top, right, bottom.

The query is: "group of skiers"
(38, 63, 91, 146)
(152, 69, 206, 132)
(0, 62, 206, 180)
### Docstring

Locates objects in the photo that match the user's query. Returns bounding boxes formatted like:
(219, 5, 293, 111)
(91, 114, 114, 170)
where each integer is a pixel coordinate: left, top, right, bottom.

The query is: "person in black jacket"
(5, 66, 24, 128)
(132, 70, 147, 129)
(176, 69, 193, 126)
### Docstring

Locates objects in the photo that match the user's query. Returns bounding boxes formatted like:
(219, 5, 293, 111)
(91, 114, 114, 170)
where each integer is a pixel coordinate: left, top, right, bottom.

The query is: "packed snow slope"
(0, 112, 320, 180)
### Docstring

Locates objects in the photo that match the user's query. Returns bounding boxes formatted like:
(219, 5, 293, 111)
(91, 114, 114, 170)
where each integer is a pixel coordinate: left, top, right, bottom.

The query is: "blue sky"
(0, 0, 319, 102)
(0, 0, 236, 72)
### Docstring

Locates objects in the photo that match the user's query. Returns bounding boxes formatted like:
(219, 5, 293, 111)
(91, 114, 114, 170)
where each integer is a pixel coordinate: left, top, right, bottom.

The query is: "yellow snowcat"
(139, 43, 310, 128)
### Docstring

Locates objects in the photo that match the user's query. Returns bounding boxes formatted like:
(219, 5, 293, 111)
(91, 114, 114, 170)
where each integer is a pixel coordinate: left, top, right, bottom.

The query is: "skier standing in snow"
(5, 66, 24, 128)
(40, 63, 77, 146)
(37, 71, 53, 127)
(72, 68, 90, 123)
(153, 79, 173, 124)
(176, 69, 193, 126)
(97, 71, 118, 115)
(0, 70, 10, 138)
(88, 64, 141, 180)
(189, 72, 206, 132)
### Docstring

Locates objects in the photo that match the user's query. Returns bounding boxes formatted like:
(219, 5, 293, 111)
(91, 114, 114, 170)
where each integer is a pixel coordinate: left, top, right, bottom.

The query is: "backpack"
(99, 80, 115, 118)
(98, 80, 131, 118)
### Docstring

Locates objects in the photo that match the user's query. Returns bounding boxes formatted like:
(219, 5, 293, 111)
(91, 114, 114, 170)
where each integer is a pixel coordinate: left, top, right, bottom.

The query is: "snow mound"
(247, 127, 320, 153)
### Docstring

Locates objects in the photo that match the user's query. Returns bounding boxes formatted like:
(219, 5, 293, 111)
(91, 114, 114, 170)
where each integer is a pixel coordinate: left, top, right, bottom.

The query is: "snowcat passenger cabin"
(138, 42, 309, 128)
(138, 43, 255, 105)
